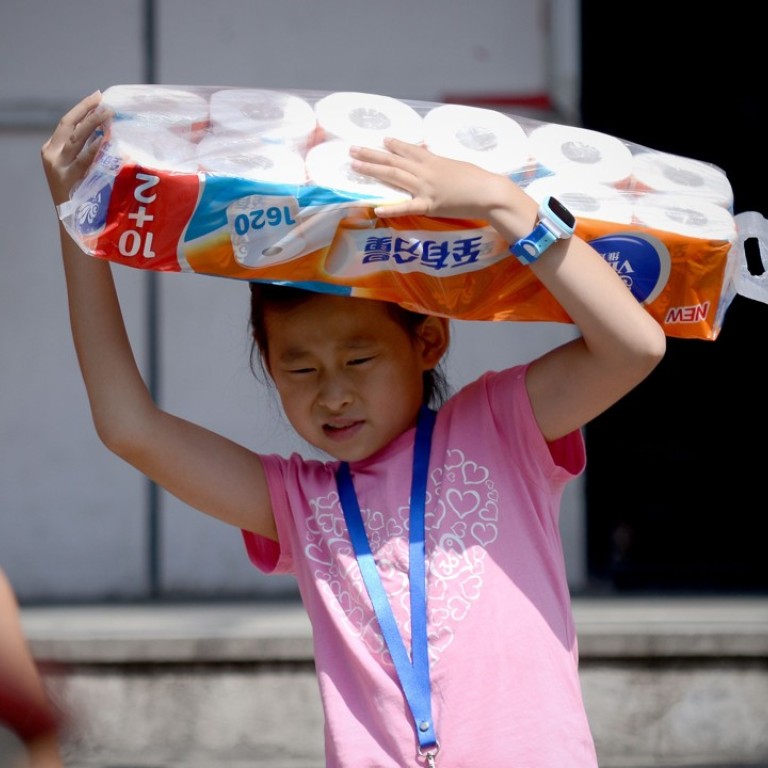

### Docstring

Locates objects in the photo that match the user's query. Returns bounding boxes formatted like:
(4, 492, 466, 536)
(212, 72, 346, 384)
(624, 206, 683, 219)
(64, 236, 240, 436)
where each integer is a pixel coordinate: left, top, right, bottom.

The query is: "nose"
(317, 370, 354, 411)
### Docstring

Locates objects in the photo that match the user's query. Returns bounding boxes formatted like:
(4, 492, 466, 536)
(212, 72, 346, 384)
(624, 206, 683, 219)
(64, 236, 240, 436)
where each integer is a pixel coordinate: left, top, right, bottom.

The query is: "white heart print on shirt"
(305, 448, 499, 667)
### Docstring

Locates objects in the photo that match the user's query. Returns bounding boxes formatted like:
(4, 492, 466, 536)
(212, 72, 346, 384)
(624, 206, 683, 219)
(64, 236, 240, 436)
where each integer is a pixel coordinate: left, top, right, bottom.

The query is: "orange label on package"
(59, 84, 747, 341)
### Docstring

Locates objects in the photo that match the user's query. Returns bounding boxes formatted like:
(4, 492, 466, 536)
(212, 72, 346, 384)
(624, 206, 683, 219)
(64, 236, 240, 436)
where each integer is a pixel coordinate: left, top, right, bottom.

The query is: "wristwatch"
(510, 195, 576, 266)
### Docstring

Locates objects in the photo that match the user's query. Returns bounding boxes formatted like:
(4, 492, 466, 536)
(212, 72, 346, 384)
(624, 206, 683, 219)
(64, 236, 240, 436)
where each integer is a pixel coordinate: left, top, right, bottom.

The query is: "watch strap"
(510, 196, 575, 266)
(511, 220, 558, 265)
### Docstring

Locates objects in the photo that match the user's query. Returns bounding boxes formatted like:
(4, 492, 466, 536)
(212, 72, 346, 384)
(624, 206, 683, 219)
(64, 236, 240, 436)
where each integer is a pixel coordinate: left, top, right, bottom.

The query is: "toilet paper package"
(58, 84, 768, 341)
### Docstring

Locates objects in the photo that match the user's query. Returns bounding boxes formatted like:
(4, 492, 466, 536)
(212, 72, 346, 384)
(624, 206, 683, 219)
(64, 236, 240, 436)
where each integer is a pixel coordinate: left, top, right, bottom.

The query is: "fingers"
(61, 90, 103, 129)
(78, 129, 107, 167)
(348, 141, 441, 218)
(349, 139, 430, 168)
(41, 91, 111, 206)
(351, 157, 413, 192)
(348, 144, 396, 164)
(349, 143, 421, 197)
(49, 91, 109, 157)
(348, 145, 406, 181)
(67, 107, 110, 159)
(372, 199, 428, 218)
(382, 137, 432, 161)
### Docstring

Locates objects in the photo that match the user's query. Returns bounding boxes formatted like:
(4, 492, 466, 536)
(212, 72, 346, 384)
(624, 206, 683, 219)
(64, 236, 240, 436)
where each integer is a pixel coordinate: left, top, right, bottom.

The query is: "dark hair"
(248, 281, 450, 408)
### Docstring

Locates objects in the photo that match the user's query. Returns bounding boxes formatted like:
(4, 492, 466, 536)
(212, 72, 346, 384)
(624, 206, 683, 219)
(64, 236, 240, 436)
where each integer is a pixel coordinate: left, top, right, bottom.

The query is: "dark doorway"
(580, 2, 768, 591)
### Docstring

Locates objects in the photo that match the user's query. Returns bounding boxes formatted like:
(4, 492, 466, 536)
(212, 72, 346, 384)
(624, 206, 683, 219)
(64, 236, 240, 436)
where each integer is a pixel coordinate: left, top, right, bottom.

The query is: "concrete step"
(12, 596, 768, 768)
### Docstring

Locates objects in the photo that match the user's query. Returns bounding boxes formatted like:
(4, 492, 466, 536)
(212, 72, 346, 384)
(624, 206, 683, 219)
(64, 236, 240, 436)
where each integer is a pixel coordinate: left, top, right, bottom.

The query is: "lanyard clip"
(419, 742, 439, 767)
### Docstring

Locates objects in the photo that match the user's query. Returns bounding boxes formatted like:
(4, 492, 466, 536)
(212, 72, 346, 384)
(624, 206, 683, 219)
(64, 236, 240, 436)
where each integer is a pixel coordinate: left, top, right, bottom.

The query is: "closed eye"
(347, 356, 374, 366)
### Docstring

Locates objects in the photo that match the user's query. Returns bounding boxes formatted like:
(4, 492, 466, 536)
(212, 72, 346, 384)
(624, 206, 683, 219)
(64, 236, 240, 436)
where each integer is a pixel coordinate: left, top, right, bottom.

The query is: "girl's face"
(263, 293, 448, 462)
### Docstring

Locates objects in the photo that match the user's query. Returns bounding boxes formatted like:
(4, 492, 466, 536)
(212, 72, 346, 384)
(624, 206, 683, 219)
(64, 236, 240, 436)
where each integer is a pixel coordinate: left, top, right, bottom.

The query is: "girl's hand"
(349, 138, 514, 220)
(41, 90, 112, 207)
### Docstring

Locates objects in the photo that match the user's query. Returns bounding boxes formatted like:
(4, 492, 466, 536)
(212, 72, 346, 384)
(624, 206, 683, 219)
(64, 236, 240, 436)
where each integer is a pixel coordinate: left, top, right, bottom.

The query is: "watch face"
(549, 196, 576, 229)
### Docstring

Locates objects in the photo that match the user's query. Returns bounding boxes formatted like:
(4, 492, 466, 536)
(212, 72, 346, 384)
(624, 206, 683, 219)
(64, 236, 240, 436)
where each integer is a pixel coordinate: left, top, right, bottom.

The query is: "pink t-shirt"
(243, 365, 597, 767)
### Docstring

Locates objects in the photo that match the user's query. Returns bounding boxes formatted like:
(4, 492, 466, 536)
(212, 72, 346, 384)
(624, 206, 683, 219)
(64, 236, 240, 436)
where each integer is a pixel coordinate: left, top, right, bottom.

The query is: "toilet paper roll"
(633, 193, 737, 240)
(528, 123, 633, 185)
(305, 140, 411, 201)
(313, 91, 424, 148)
(524, 176, 634, 224)
(102, 85, 209, 136)
(423, 104, 531, 177)
(208, 88, 317, 149)
(196, 134, 307, 184)
(630, 150, 734, 209)
(107, 121, 199, 172)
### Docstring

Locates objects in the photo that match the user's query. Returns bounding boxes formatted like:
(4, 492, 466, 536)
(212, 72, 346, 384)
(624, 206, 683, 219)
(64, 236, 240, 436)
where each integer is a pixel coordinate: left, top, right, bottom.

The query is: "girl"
(42, 91, 665, 767)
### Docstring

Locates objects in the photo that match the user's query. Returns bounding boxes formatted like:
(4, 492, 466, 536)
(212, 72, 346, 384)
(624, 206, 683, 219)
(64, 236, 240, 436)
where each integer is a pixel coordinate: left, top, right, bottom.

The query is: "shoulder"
(261, 451, 339, 489)
(442, 364, 530, 418)
(435, 363, 532, 451)
(437, 363, 584, 478)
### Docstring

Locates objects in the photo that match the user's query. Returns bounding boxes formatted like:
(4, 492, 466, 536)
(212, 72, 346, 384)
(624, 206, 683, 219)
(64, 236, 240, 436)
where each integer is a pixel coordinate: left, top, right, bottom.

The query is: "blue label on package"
(74, 180, 113, 236)
(588, 232, 671, 305)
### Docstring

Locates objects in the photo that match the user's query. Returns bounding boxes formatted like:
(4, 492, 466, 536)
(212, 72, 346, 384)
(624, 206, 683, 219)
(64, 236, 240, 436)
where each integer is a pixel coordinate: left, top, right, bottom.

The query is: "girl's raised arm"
(41, 93, 277, 539)
(350, 138, 666, 441)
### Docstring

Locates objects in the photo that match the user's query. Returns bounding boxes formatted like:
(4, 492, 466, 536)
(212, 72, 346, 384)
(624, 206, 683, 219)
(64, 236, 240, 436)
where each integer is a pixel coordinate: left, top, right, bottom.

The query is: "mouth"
(322, 419, 364, 441)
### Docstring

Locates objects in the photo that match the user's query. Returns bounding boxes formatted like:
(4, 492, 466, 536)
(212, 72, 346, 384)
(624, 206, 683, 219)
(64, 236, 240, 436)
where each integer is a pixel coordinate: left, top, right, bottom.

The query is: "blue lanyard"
(335, 405, 439, 763)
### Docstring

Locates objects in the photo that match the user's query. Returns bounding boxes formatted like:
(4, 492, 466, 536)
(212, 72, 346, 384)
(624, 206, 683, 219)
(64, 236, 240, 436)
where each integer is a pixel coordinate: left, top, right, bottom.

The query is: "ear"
(416, 316, 450, 369)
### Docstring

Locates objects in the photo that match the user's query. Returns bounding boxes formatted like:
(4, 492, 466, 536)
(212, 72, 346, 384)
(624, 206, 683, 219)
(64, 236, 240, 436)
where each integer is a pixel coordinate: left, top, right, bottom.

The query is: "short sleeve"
(241, 453, 296, 575)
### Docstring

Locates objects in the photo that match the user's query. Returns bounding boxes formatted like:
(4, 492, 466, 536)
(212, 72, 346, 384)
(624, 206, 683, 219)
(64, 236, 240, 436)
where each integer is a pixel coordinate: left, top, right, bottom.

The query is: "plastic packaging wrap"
(58, 84, 768, 341)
